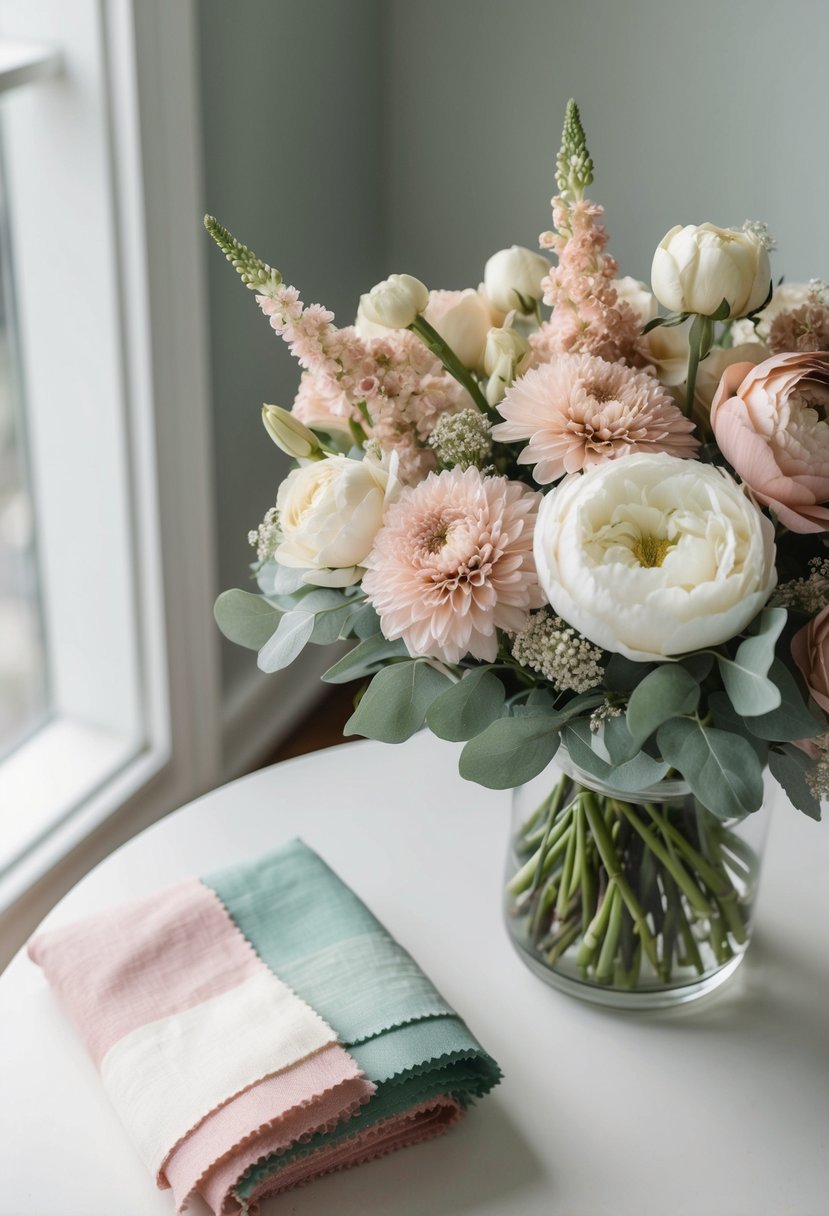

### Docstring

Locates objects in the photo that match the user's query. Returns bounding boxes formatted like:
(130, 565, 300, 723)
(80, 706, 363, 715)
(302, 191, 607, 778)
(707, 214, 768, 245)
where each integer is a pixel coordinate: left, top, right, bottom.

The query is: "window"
(0, 1, 220, 954)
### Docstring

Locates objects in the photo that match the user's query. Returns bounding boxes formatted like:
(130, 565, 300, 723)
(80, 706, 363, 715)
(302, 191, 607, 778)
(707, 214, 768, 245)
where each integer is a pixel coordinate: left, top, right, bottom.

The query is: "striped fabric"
(28, 840, 501, 1213)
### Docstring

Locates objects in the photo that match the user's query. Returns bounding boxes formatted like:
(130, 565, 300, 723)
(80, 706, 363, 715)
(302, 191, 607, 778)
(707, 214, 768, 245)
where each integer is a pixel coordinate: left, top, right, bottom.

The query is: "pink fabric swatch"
(28, 879, 262, 1066)
(164, 1043, 374, 1213)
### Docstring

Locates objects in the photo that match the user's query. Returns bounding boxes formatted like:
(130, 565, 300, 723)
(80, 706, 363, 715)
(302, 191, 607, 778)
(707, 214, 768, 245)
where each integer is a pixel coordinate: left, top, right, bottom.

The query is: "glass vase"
(504, 747, 771, 1008)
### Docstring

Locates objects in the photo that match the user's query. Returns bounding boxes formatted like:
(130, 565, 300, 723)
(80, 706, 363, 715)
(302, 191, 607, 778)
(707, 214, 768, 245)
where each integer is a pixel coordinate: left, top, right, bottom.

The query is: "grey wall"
(386, 0, 827, 290)
(199, 0, 827, 703)
(198, 0, 385, 699)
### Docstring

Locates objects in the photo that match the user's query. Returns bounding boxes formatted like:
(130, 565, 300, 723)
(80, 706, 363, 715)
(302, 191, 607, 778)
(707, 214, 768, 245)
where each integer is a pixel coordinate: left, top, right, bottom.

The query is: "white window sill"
(0, 718, 152, 913)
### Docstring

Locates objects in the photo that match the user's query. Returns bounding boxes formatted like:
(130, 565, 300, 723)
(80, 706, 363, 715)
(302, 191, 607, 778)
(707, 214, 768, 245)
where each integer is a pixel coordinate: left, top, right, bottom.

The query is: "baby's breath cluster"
(248, 506, 281, 563)
(511, 609, 604, 693)
(773, 556, 829, 614)
(427, 408, 493, 470)
(742, 219, 776, 253)
(806, 737, 829, 800)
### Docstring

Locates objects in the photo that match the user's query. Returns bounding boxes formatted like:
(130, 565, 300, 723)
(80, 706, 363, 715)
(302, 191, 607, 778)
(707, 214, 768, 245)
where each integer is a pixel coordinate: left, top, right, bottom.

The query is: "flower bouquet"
(209, 101, 828, 1006)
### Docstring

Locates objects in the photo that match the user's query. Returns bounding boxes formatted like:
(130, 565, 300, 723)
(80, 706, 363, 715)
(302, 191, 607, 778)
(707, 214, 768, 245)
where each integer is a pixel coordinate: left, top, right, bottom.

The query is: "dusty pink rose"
(710, 352, 829, 533)
(362, 467, 544, 663)
(791, 606, 829, 755)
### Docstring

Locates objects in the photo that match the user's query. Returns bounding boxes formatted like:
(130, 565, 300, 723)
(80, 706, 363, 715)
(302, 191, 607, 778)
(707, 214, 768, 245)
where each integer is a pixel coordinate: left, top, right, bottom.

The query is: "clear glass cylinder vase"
(504, 747, 771, 1009)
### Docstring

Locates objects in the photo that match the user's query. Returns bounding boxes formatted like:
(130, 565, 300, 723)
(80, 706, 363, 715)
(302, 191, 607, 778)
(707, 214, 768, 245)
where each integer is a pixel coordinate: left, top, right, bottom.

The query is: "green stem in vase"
(614, 801, 713, 920)
(577, 877, 616, 970)
(582, 794, 663, 978)
(595, 885, 624, 984)
(576, 803, 597, 933)
(555, 816, 579, 919)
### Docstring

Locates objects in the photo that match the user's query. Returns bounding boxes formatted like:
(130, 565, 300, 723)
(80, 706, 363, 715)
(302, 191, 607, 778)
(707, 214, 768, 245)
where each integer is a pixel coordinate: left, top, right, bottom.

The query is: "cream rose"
(276, 452, 398, 586)
(651, 223, 770, 320)
(422, 289, 493, 372)
(534, 452, 776, 661)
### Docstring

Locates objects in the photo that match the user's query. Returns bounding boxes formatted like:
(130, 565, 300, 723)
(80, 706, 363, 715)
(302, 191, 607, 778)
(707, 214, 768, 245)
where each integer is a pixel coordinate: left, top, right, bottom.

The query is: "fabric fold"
(29, 840, 500, 1214)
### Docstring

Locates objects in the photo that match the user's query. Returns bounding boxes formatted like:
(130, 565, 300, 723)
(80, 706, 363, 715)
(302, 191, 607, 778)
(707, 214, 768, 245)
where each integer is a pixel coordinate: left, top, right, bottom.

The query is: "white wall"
(386, 0, 826, 291)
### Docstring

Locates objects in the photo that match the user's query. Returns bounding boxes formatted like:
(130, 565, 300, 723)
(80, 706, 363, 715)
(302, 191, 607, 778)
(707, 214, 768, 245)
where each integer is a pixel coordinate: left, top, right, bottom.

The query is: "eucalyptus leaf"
(214, 589, 282, 651)
(603, 714, 640, 765)
(256, 560, 306, 597)
(321, 634, 411, 684)
(708, 692, 768, 764)
(605, 653, 654, 693)
(717, 657, 781, 717)
(346, 601, 382, 639)
(257, 609, 314, 673)
(344, 661, 452, 743)
(310, 602, 361, 645)
(736, 607, 787, 678)
(563, 719, 669, 791)
(426, 669, 506, 742)
(745, 659, 825, 741)
(626, 664, 700, 749)
(459, 715, 560, 789)
(679, 652, 714, 682)
(656, 717, 764, 817)
(769, 745, 822, 821)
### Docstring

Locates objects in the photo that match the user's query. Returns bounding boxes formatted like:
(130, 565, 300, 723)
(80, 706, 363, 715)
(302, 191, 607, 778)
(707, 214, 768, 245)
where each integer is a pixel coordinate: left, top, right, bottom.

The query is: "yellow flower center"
(632, 533, 673, 568)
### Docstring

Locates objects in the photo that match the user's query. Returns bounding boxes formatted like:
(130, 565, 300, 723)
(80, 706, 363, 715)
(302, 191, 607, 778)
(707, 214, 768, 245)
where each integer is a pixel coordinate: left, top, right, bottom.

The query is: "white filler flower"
(534, 452, 777, 661)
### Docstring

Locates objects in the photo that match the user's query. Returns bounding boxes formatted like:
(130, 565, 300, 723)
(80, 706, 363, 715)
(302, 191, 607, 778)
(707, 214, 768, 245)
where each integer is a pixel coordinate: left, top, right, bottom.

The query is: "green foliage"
(426, 669, 506, 742)
(344, 661, 452, 744)
(321, 635, 411, 684)
(745, 659, 824, 742)
(769, 746, 822, 821)
(716, 608, 787, 716)
(656, 717, 764, 818)
(562, 719, 669, 791)
(708, 693, 768, 764)
(459, 715, 560, 789)
(605, 653, 654, 693)
(214, 589, 282, 651)
(257, 609, 314, 673)
(626, 664, 700, 749)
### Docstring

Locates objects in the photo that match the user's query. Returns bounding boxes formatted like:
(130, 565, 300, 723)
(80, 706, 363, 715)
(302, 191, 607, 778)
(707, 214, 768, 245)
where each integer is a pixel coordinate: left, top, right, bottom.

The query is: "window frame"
(0, 0, 221, 955)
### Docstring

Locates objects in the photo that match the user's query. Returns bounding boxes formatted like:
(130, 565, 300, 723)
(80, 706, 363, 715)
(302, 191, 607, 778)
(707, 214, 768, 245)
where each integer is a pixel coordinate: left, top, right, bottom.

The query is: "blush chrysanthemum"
(491, 353, 699, 484)
(362, 467, 544, 663)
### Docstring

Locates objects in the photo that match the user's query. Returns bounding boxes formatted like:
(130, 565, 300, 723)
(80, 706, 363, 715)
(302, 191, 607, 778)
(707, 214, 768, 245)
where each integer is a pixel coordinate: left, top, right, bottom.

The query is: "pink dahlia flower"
(491, 353, 698, 484)
(710, 351, 829, 533)
(362, 467, 544, 663)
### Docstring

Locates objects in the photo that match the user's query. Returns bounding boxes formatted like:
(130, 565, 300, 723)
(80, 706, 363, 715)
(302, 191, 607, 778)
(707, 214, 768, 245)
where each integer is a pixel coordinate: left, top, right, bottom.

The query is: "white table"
(1, 732, 828, 1216)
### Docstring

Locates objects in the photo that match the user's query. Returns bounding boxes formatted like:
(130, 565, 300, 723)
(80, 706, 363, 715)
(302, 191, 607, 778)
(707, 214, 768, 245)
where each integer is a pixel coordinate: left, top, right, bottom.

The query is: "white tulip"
(358, 274, 429, 330)
(422, 289, 493, 371)
(534, 452, 776, 661)
(261, 403, 323, 459)
(484, 245, 549, 315)
(651, 223, 771, 319)
(276, 452, 398, 586)
(483, 326, 531, 404)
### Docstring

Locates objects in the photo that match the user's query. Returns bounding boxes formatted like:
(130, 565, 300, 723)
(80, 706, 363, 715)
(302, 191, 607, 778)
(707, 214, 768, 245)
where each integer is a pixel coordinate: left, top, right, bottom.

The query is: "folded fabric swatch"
(29, 840, 501, 1214)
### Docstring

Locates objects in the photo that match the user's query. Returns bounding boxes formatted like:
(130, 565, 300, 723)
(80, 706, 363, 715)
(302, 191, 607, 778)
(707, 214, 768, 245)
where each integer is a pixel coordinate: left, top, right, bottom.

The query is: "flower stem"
(409, 315, 491, 414)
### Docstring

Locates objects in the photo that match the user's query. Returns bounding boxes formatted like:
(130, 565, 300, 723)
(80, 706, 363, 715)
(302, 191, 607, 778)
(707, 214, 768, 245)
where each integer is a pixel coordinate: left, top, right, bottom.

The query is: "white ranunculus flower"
(484, 245, 549, 314)
(359, 274, 429, 330)
(534, 452, 776, 661)
(276, 452, 399, 586)
(651, 223, 770, 320)
(422, 288, 493, 371)
(613, 276, 657, 326)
